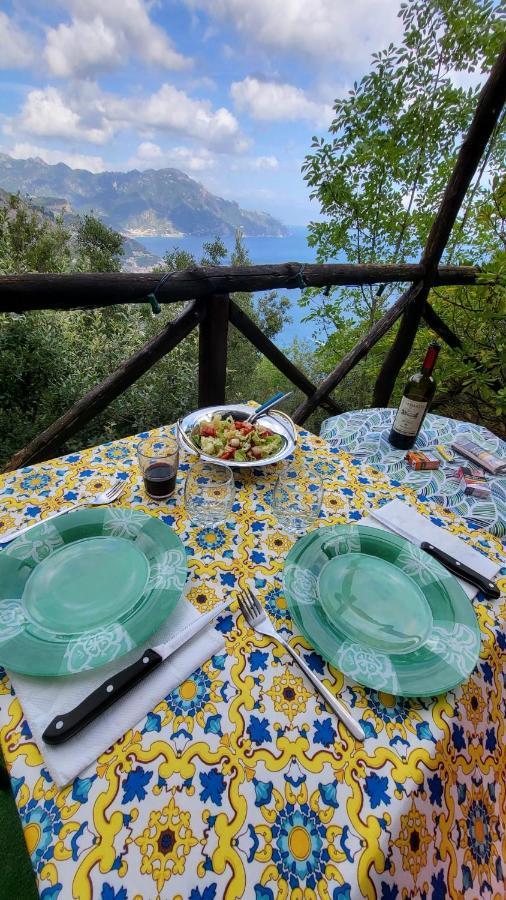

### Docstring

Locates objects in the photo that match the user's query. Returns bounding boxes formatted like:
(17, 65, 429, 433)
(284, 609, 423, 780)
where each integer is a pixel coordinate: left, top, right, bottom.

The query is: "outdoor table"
(0, 422, 505, 900)
(321, 409, 506, 537)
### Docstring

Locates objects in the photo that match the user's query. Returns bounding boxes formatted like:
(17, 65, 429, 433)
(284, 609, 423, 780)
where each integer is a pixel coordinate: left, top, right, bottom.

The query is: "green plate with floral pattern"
(283, 525, 480, 697)
(0, 508, 187, 676)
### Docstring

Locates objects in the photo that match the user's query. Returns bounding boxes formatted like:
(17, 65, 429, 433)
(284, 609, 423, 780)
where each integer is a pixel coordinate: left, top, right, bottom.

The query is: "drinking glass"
(137, 435, 179, 499)
(272, 461, 324, 533)
(185, 462, 235, 525)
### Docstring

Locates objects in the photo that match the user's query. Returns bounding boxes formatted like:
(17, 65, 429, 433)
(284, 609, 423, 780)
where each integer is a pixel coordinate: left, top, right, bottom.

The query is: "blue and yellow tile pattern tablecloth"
(0, 424, 505, 899)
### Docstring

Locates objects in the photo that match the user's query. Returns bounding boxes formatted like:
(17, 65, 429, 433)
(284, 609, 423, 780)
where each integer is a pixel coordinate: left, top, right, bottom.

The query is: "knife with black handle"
(43, 599, 233, 745)
(420, 542, 500, 599)
(367, 509, 500, 600)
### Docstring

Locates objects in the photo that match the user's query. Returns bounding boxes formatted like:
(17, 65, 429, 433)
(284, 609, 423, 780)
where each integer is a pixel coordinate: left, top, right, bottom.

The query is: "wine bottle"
(388, 342, 441, 449)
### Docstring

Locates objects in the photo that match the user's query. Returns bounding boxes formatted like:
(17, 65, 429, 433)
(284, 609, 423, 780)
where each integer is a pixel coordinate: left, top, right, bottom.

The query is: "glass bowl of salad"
(177, 404, 297, 468)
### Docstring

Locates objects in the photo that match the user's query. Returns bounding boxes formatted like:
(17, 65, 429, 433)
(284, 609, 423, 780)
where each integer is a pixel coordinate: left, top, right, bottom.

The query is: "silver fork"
(1, 481, 126, 543)
(238, 588, 365, 741)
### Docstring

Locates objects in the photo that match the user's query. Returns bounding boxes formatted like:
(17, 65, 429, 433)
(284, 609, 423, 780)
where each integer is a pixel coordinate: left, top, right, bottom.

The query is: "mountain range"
(0, 153, 286, 239)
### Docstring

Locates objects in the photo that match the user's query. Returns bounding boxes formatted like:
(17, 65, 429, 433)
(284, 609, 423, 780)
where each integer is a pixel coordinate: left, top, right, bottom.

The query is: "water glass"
(272, 461, 324, 533)
(185, 462, 235, 525)
(137, 435, 179, 500)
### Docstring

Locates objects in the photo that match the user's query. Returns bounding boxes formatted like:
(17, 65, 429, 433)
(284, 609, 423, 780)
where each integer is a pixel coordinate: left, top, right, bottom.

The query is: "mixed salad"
(191, 414, 284, 462)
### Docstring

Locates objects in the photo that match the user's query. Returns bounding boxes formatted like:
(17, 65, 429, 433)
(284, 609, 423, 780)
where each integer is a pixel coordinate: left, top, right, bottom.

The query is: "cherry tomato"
(201, 425, 216, 437)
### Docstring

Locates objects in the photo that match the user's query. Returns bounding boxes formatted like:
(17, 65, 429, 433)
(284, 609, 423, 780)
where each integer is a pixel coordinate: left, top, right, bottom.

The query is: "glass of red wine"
(137, 435, 179, 500)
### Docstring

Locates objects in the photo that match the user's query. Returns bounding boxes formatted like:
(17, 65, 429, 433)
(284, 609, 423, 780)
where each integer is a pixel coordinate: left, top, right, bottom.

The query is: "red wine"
(389, 342, 441, 450)
(143, 462, 177, 498)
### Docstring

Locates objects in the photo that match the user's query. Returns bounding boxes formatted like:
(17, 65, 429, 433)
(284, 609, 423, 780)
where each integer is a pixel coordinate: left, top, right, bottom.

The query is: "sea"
(139, 226, 338, 346)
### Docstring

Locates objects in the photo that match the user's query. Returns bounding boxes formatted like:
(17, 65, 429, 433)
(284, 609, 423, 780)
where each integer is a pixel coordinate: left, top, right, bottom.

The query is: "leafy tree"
(0, 193, 71, 274)
(74, 213, 125, 272)
(0, 196, 194, 463)
(0, 219, 293, 465)
(201, 235, 228, 266)
(301, 0, 505, 432)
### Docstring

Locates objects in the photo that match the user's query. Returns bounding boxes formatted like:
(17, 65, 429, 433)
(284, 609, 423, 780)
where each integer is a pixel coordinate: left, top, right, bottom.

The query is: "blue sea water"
(139, 226, 337, 345)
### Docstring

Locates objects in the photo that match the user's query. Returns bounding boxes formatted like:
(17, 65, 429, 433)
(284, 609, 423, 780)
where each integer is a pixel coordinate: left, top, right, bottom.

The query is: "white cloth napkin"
(364, 498, 500, 599)
(7, 598, 226, 787)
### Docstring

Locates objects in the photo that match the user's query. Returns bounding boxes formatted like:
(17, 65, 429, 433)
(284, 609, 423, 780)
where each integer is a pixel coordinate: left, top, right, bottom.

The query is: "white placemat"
(364, 498, 501, 598)
(8, 598, 226, 786)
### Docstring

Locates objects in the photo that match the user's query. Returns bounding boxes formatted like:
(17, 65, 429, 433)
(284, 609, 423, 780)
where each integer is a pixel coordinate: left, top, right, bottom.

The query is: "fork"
(1, 481, 126, 543)
(238, 588, 365, 741)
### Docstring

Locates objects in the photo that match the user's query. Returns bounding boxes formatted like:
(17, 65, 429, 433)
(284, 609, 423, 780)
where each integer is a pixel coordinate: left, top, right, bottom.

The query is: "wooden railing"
(0, 42, 504, 473)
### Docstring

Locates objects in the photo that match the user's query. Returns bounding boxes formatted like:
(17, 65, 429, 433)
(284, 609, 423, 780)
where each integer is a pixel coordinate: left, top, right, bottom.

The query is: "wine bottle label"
(392, 397, 428, 436)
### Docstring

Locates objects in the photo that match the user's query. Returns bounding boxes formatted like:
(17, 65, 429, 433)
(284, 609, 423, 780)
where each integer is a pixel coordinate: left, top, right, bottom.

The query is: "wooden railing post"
(198, 293, 230, 407)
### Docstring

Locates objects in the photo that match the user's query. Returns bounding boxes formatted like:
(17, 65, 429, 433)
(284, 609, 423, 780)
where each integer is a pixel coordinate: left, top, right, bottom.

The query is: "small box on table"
(405, 450, 441, 471)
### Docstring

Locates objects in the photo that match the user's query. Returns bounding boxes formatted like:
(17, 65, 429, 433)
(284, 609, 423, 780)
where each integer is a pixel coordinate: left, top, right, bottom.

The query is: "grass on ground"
(0, 755, 38, 900)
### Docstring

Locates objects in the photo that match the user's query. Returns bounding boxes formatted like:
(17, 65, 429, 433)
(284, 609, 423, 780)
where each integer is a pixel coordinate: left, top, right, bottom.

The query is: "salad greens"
(191, 414, 284, 462)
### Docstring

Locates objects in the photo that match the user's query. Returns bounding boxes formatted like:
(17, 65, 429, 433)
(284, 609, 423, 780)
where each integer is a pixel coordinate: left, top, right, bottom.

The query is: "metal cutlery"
(245, 391, 293, 423)
(367, 510, 499, 599)
(1, 481, 126, 544)
(238, 588, 365, 741)
(43, 597, 234, 744)
(420, 540, 499, 598)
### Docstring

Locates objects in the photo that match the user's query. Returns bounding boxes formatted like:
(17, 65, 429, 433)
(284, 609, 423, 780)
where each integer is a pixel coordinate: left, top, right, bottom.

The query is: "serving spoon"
(244, 391, 293, 424)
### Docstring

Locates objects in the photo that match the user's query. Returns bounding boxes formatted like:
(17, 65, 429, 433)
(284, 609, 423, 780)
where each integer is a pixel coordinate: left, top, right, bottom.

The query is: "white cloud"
(9, 143, 106, 173)
(6, 86, 113, 144)
(231, 77, 332, 125)
(128, 142, 216, 172)
(448, 68, 483, 92)
(128, 143, 278, 175)
(231, 155, 279, 170)
(6, 82, 246, 152)
(0, 12, 33, 70)
(106, 83, 248, 152)
(45, 18, 122, 78)
(45, 0, 190, 77)
(249, 155, 279, 169)
(185, 0, 401, 68)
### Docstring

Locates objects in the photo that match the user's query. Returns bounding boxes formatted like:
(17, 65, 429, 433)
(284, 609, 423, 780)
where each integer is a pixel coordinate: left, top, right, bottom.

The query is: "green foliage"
(0, 194, 71, 274)
(202, 236, 228, 266)
(301, 0, 505, 433)
(74, 214, 125, 272)
(0, 219, 292, 464)
(0, 195, 125, 275)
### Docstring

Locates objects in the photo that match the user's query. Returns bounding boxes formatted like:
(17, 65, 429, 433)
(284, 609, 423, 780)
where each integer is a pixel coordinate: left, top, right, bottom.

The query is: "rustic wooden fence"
(0, 43, 504, 473)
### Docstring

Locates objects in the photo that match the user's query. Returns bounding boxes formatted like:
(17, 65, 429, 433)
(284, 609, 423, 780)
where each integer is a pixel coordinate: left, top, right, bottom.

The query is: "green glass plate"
(283, 525, 481, 697)
(0, 508, 187, 676)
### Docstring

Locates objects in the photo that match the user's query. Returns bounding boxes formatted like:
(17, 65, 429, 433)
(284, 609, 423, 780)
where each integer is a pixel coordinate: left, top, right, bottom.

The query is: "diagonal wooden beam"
(372, 42, 506, 406)
(292, 282, 424, 424)
(2, 300, 202, 472)
(228, 299, 342, 416)
(422, 301, 463, 349)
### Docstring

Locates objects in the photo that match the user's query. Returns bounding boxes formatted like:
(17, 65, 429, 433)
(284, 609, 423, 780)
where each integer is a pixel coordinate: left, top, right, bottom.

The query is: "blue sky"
(0, 1, 403, 226)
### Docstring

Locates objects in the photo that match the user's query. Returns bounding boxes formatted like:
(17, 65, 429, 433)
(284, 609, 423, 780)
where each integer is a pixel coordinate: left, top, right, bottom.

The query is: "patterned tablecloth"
(0, 424, 505, 900)
(320, 409, 506, 538)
